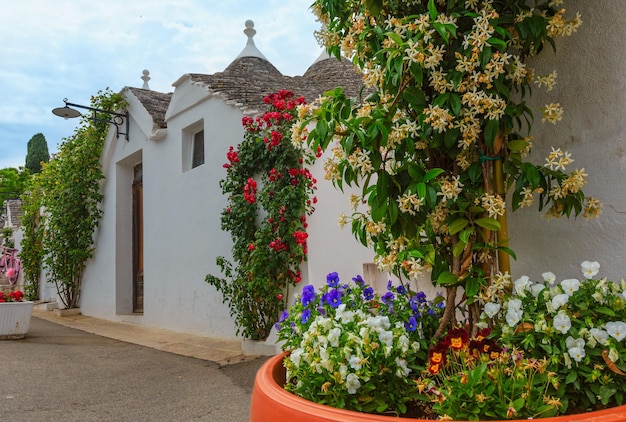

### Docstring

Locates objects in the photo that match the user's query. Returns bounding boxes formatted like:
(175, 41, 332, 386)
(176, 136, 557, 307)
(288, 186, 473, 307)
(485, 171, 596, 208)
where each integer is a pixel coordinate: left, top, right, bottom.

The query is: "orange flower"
(428, 363, 441, 375)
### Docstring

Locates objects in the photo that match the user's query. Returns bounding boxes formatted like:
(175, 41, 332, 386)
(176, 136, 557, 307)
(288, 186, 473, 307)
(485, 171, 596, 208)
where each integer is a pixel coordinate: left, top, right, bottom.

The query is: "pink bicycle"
(0, 247, 21, 285)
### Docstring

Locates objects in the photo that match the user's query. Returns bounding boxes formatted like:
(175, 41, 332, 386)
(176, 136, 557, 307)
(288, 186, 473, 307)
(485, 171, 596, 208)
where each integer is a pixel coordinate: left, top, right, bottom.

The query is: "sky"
(0, 1, 323, 170)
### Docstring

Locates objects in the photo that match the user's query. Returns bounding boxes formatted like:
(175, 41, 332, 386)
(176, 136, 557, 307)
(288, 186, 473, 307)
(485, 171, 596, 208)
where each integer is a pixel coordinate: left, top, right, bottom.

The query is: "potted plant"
(249, 0, 624, 419)
(0, 290, 34, 339)
(251, 265, 626, 420)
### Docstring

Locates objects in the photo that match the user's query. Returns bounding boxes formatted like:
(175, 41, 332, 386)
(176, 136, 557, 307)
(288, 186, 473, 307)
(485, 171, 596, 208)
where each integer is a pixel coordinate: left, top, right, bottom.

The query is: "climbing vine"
(19, 175, 44, 300)
(39, 88, 127, 308)
(207, 90, 318, 340)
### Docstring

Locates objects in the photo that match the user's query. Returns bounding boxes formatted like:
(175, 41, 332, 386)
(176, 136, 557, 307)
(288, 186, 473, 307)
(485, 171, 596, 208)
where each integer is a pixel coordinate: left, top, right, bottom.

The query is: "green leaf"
(417, 182, 426, 199)
(566, 371, 578, 384)
(453, 239, 466, 257)
(497, 246, 517, 260)
(427, 0, 437, 21)
(423, 168, 444, 182)
(449, 93, 461, 116)
(465, 278, 481, 297)
(433, 22, 449, 44)
(403, 86, 426, 111)
(507, 139, 529, 152)
(483, 119, 499, 149)
(459, 227, 473, 244)
(475, 218, 501, 231)
(523, 164, 541, 187)
(596, 307, 616, 317)
(437, 271, 458, 286)
(487, 37, 507, 52)
(449, 218, 469, 235)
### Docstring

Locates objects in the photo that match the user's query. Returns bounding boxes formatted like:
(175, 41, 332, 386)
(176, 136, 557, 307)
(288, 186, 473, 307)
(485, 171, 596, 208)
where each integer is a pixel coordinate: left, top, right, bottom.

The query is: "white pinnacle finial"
(141, 69, 151, 90)
(244, 20, 256, 45)
(235, 19, 267, 60)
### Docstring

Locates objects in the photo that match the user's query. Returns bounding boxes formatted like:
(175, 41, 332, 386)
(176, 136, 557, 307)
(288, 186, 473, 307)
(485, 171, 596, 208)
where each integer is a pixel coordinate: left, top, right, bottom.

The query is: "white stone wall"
(508, 1, 626, 282)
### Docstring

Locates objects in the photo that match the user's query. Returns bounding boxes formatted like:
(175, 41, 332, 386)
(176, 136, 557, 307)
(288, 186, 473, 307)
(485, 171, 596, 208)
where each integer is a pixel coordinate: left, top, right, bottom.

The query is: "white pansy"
(378, 329, 394, 348)
(589, 328, 609, 346)
(328, 327, 342, 348)
(346, 373, 361, 394)
(508, 298, 522, 311)
(567, 347, 586, 362)
(581, 260, 600, 279)
(514, 276, 532, 296)
(366, 315, 390, 329)
(560, 278, 580, 296)
(566, 336, 585, 350)
(349, 355, 362, 370)
(551, 293, 570, 310)
(398, 334, 410, 353)
(606, 321, 626, 341)
(609, 347, 620, 364)
(484, 302, 501, 318)
(339, 365, 348, 380)
(395, 357, 411, 377)
(553, 311, 572, 334)
(530, 283, 546, 298)
(335, 304, 355, 324)
(359, 326, 370, 339)
(542, 271, 557, 284)
(506, 308, 523, 327)
(290, 348, 303, 368)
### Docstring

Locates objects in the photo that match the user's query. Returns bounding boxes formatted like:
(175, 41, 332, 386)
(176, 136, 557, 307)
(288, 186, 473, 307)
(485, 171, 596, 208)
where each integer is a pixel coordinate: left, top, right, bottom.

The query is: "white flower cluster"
(288, 304, 420, 395)
(483, 261, 626, 365)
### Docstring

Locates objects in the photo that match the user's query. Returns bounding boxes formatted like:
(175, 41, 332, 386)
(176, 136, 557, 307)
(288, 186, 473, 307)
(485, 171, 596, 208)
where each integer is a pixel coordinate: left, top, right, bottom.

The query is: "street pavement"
(0, 315, 269, 422)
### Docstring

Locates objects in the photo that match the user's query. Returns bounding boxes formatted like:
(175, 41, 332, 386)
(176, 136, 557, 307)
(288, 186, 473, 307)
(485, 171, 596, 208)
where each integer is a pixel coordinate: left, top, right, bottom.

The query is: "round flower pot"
(250, 353, 626, 422)
(0, 301, 34, 339)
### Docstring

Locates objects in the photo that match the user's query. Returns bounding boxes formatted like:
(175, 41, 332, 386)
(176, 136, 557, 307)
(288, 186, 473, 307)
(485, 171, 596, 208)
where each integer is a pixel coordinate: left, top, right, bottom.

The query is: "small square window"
(191, 130, 205, 169)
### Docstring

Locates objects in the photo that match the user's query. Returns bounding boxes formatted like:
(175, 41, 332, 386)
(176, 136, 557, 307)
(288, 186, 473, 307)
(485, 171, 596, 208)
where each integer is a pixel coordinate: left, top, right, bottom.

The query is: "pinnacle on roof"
(235, 20, 268, 61)
(141, 69, 151, 90)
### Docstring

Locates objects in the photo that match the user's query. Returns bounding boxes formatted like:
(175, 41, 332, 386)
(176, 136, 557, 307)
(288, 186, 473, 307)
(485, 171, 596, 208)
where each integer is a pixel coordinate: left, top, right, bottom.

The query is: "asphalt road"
(0, 317, 269, 422)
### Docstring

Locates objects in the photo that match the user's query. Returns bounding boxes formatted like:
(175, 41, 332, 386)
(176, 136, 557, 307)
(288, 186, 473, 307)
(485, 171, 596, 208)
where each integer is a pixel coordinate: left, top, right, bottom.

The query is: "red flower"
(429, 342, 449, 365)
(243, 178, 257, 204)
(248, 244, 255, 251)
(445, 328, 470, 350)
(277, 294, 283, 300)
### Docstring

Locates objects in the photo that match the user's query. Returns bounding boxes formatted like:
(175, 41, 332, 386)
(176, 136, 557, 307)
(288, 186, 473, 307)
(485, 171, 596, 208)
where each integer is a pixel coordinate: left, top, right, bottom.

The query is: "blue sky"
(0, 1, 322, 169)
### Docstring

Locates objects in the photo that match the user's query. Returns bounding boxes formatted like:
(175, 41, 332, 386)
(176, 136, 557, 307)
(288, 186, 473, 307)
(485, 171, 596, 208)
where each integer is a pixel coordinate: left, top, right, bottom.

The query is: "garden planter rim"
(250, 352, 626, 422)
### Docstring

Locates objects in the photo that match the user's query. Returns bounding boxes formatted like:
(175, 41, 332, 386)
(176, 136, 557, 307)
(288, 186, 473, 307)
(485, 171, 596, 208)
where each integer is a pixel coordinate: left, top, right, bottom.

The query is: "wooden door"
(132, 164, 144, 313)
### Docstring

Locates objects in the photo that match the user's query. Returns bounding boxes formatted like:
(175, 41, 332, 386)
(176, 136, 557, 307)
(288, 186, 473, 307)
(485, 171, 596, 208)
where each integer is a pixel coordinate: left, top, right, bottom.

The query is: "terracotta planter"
(250, 353, 626, 422)
(0, 301, 34, 339)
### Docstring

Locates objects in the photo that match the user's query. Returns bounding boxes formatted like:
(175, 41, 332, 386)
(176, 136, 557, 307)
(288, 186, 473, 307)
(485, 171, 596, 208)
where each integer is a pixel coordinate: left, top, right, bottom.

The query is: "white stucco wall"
(508, 1, 626, 282)
(80, 84, 244, 339)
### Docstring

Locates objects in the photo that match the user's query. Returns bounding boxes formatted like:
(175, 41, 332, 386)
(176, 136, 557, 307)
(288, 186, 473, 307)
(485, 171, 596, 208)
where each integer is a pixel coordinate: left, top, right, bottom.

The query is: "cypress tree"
(25, 133, 50, 174)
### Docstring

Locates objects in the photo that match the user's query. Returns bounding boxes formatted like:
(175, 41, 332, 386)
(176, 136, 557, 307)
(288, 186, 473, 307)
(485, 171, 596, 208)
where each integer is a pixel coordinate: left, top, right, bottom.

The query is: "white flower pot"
(0, 301, 34, 339)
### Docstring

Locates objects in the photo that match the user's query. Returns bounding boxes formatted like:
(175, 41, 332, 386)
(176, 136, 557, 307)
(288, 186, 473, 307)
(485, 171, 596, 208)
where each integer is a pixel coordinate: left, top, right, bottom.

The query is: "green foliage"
(207, 90, 317, 340)
(1, 227, 13, 247)
(426, 328, 559, 420)
(0, 167, 30, 205)
(38, 88, 126, 309)
(19, 176, 45, 301)
(276, 273, 444, 416)
(486, 262, 626, 414)
(25, 133, 50, 174)
(302, 0, 598, 336)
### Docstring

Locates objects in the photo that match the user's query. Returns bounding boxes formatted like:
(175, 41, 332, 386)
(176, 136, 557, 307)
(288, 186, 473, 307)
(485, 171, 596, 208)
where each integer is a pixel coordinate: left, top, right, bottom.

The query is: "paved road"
(0, 317, 268, 422)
